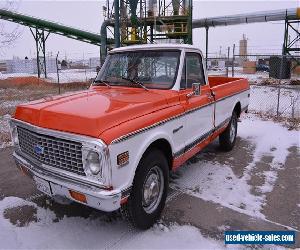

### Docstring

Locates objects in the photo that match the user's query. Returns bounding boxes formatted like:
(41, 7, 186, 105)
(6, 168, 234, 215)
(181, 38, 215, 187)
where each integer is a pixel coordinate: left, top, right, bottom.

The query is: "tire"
(219, 111, 238, 151)
(121, 149, 169, 229)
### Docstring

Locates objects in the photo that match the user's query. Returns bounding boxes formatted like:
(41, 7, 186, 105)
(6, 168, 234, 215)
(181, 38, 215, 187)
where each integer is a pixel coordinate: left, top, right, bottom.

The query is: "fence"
(207, 54, 300, 120)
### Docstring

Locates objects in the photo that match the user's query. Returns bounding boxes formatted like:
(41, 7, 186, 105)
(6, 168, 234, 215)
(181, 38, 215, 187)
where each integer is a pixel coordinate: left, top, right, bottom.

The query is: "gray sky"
(0, 0, 299, 60)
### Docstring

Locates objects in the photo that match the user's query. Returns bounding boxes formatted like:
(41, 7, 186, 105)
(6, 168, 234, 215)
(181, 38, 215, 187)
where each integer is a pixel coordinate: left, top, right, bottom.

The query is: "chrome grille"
(17, 126, 85, 176)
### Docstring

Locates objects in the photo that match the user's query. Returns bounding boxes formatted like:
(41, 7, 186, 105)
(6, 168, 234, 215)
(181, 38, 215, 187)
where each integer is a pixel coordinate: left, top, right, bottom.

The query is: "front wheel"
(121, 149, 169, 229)
(219, 111, 238, 151)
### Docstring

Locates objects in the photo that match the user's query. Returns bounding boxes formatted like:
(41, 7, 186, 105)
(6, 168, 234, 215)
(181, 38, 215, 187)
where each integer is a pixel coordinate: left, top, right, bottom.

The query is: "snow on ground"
(0, 114, 12, 149)
(249, 85, 300, 118)
(0, 196, 225, 250)
(0, 72, 35, 80)
(47, 69, 97, 83)
(207, 70, 269, 82)
(172, 161, 266, 218)
(0, 69, 97, 83)
(171, 114, 299, 219)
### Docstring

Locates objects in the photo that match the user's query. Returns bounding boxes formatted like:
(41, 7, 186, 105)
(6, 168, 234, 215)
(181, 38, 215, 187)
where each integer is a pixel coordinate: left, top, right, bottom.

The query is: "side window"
(186, 53, 206, 88)
(180, 59, 186, 89)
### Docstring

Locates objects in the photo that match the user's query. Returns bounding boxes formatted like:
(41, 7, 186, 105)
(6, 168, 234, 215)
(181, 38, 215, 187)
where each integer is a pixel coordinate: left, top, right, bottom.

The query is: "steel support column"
(30, 28, 50, 78)
(282, 17, 300, 67)
(187, 0, 193, 44)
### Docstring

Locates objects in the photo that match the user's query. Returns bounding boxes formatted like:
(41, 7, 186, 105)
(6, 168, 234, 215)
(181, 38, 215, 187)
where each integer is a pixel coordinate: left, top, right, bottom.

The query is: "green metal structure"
(0, 9, 110, 45)
(283, 13, 300, 67)
(0, 9, 113, 77)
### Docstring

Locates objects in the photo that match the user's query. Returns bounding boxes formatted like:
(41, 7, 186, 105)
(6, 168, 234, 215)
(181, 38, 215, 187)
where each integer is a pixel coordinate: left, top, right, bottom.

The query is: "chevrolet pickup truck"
(10, 44, 249, 229)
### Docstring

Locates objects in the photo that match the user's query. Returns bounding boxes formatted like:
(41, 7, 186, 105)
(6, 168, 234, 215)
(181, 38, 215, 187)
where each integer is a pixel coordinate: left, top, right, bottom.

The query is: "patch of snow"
(0, 100, 23, 109)
(121, 224, 224, 250)
(217, 225, 230, 231)
(0, 114, 11, 133)
(0, 69, 97, 83)
(172, 162, 265, 218)
(238, 114, 299, 165)
(258, 171, 278, 194)
(0, 114, 12, 149)
(0, 72, 35, 80)
(0, 196, 225, 250)
(0, 141, 13, 149)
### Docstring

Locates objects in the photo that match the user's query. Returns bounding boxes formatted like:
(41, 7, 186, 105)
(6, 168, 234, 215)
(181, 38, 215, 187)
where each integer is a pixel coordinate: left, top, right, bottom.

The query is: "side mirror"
(187, 83, 201, 98)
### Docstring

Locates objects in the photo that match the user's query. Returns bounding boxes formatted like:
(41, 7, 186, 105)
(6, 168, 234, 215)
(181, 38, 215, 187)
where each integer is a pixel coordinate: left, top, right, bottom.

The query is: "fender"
(108, 122, 178, 190)
(127, 131, 174, 185)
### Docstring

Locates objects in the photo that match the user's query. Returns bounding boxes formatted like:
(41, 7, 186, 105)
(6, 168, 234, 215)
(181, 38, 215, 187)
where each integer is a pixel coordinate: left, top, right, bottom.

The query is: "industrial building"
(0, 57, 57, 74)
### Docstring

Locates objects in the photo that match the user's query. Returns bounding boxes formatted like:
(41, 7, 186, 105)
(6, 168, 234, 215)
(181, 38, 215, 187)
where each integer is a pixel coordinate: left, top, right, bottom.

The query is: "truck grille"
(17, 126, 85, 176)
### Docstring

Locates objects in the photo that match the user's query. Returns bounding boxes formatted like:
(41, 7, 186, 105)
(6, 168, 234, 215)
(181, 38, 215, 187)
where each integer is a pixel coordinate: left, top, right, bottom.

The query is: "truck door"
(178, 52, 214, 161)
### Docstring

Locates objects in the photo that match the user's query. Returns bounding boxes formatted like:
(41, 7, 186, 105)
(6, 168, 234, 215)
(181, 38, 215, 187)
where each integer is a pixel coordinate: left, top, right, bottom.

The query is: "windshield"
(95, 50, 181, 89)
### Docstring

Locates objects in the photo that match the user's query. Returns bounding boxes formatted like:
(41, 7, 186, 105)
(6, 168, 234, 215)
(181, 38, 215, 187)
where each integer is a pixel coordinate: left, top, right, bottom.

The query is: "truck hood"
(14, 87, 176, 139)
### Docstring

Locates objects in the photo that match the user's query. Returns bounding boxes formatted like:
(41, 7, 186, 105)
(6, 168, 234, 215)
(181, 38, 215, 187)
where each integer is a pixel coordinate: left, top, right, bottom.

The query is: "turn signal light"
(69, 190, 87, 203)
(117, 151, 129, 166)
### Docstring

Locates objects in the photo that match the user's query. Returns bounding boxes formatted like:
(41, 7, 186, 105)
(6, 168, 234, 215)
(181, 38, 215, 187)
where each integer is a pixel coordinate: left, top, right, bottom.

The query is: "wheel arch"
(142, 138, 173, 172)
(131, 134, 174, 184)
(233, 101, 242, 118)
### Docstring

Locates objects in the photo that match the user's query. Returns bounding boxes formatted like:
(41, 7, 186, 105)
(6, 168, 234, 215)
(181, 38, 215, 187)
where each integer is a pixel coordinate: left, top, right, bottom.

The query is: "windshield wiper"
(93, 79, 111, 88)
(121, 77, 148, 91)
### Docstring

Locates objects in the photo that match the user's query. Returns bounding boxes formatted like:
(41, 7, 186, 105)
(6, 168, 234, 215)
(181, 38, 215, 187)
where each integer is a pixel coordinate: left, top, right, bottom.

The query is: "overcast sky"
(0, 0, 299, 60)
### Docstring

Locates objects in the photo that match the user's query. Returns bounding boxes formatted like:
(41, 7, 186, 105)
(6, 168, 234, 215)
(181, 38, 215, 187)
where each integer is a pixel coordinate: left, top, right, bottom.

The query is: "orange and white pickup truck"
(10, 44, 249, 229)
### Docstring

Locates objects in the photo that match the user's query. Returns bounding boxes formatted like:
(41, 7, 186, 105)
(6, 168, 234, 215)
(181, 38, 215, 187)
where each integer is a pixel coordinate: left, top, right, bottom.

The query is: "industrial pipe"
(114, 0, 121, 47)
(0, 8, 108, 45)
(100, 20, 115, 64)
(192, 8, 300, 29)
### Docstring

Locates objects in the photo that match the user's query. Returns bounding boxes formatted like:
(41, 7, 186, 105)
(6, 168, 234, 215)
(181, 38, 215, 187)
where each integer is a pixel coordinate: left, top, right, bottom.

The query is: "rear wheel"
(121, 149, 169, 229)
(219, 111, 238, 151)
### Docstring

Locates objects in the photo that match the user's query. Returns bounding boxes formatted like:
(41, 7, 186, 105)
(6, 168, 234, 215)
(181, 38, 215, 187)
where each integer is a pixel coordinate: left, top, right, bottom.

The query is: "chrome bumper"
(13, 152, 121, 212)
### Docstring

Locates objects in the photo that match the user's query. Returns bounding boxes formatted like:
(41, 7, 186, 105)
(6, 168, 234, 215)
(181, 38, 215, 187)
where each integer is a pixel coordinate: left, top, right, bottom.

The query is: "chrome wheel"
(142, 165, 164, 214)
(229, 115, 237, 143)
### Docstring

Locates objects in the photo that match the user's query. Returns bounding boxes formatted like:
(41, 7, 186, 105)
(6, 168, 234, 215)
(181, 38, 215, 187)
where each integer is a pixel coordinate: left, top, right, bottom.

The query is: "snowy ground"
(0, 69, 97, 83)
(207, 69, 269, 82)
(0, 196, 224, 250)
(0, 114, 298, 249)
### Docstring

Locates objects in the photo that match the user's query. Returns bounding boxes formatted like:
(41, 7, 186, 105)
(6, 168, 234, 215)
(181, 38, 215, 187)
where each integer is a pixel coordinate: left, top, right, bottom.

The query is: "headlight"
(86, 151, 101, 175)
(82, 147, 105, 181)
(82, 140, 111, 186)
(9, 121, 19, 146)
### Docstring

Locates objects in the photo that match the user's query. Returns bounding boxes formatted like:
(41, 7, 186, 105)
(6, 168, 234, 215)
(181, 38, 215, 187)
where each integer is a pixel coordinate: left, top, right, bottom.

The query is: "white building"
(4, 57, 57, 74)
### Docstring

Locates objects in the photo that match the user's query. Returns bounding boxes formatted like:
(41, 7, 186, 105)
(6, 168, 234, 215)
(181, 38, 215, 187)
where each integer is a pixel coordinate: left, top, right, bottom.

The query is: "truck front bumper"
(13, 152, 121, 212)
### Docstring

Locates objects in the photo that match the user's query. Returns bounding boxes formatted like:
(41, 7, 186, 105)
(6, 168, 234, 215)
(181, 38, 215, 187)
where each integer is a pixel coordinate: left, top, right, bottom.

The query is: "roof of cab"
(109, 43, 202, 53)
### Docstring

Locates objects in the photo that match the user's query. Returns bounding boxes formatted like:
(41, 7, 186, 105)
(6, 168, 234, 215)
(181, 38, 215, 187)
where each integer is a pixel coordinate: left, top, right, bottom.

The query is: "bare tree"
(0, 0, 23, 56)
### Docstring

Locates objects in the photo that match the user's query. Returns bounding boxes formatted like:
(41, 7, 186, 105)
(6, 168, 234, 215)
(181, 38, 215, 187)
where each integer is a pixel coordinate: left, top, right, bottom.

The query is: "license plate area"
(34, 176, 52, 196)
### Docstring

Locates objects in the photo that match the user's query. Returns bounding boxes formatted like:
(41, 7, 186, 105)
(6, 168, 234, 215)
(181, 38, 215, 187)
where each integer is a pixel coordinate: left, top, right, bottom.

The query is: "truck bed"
(208, 76, 244, 88)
